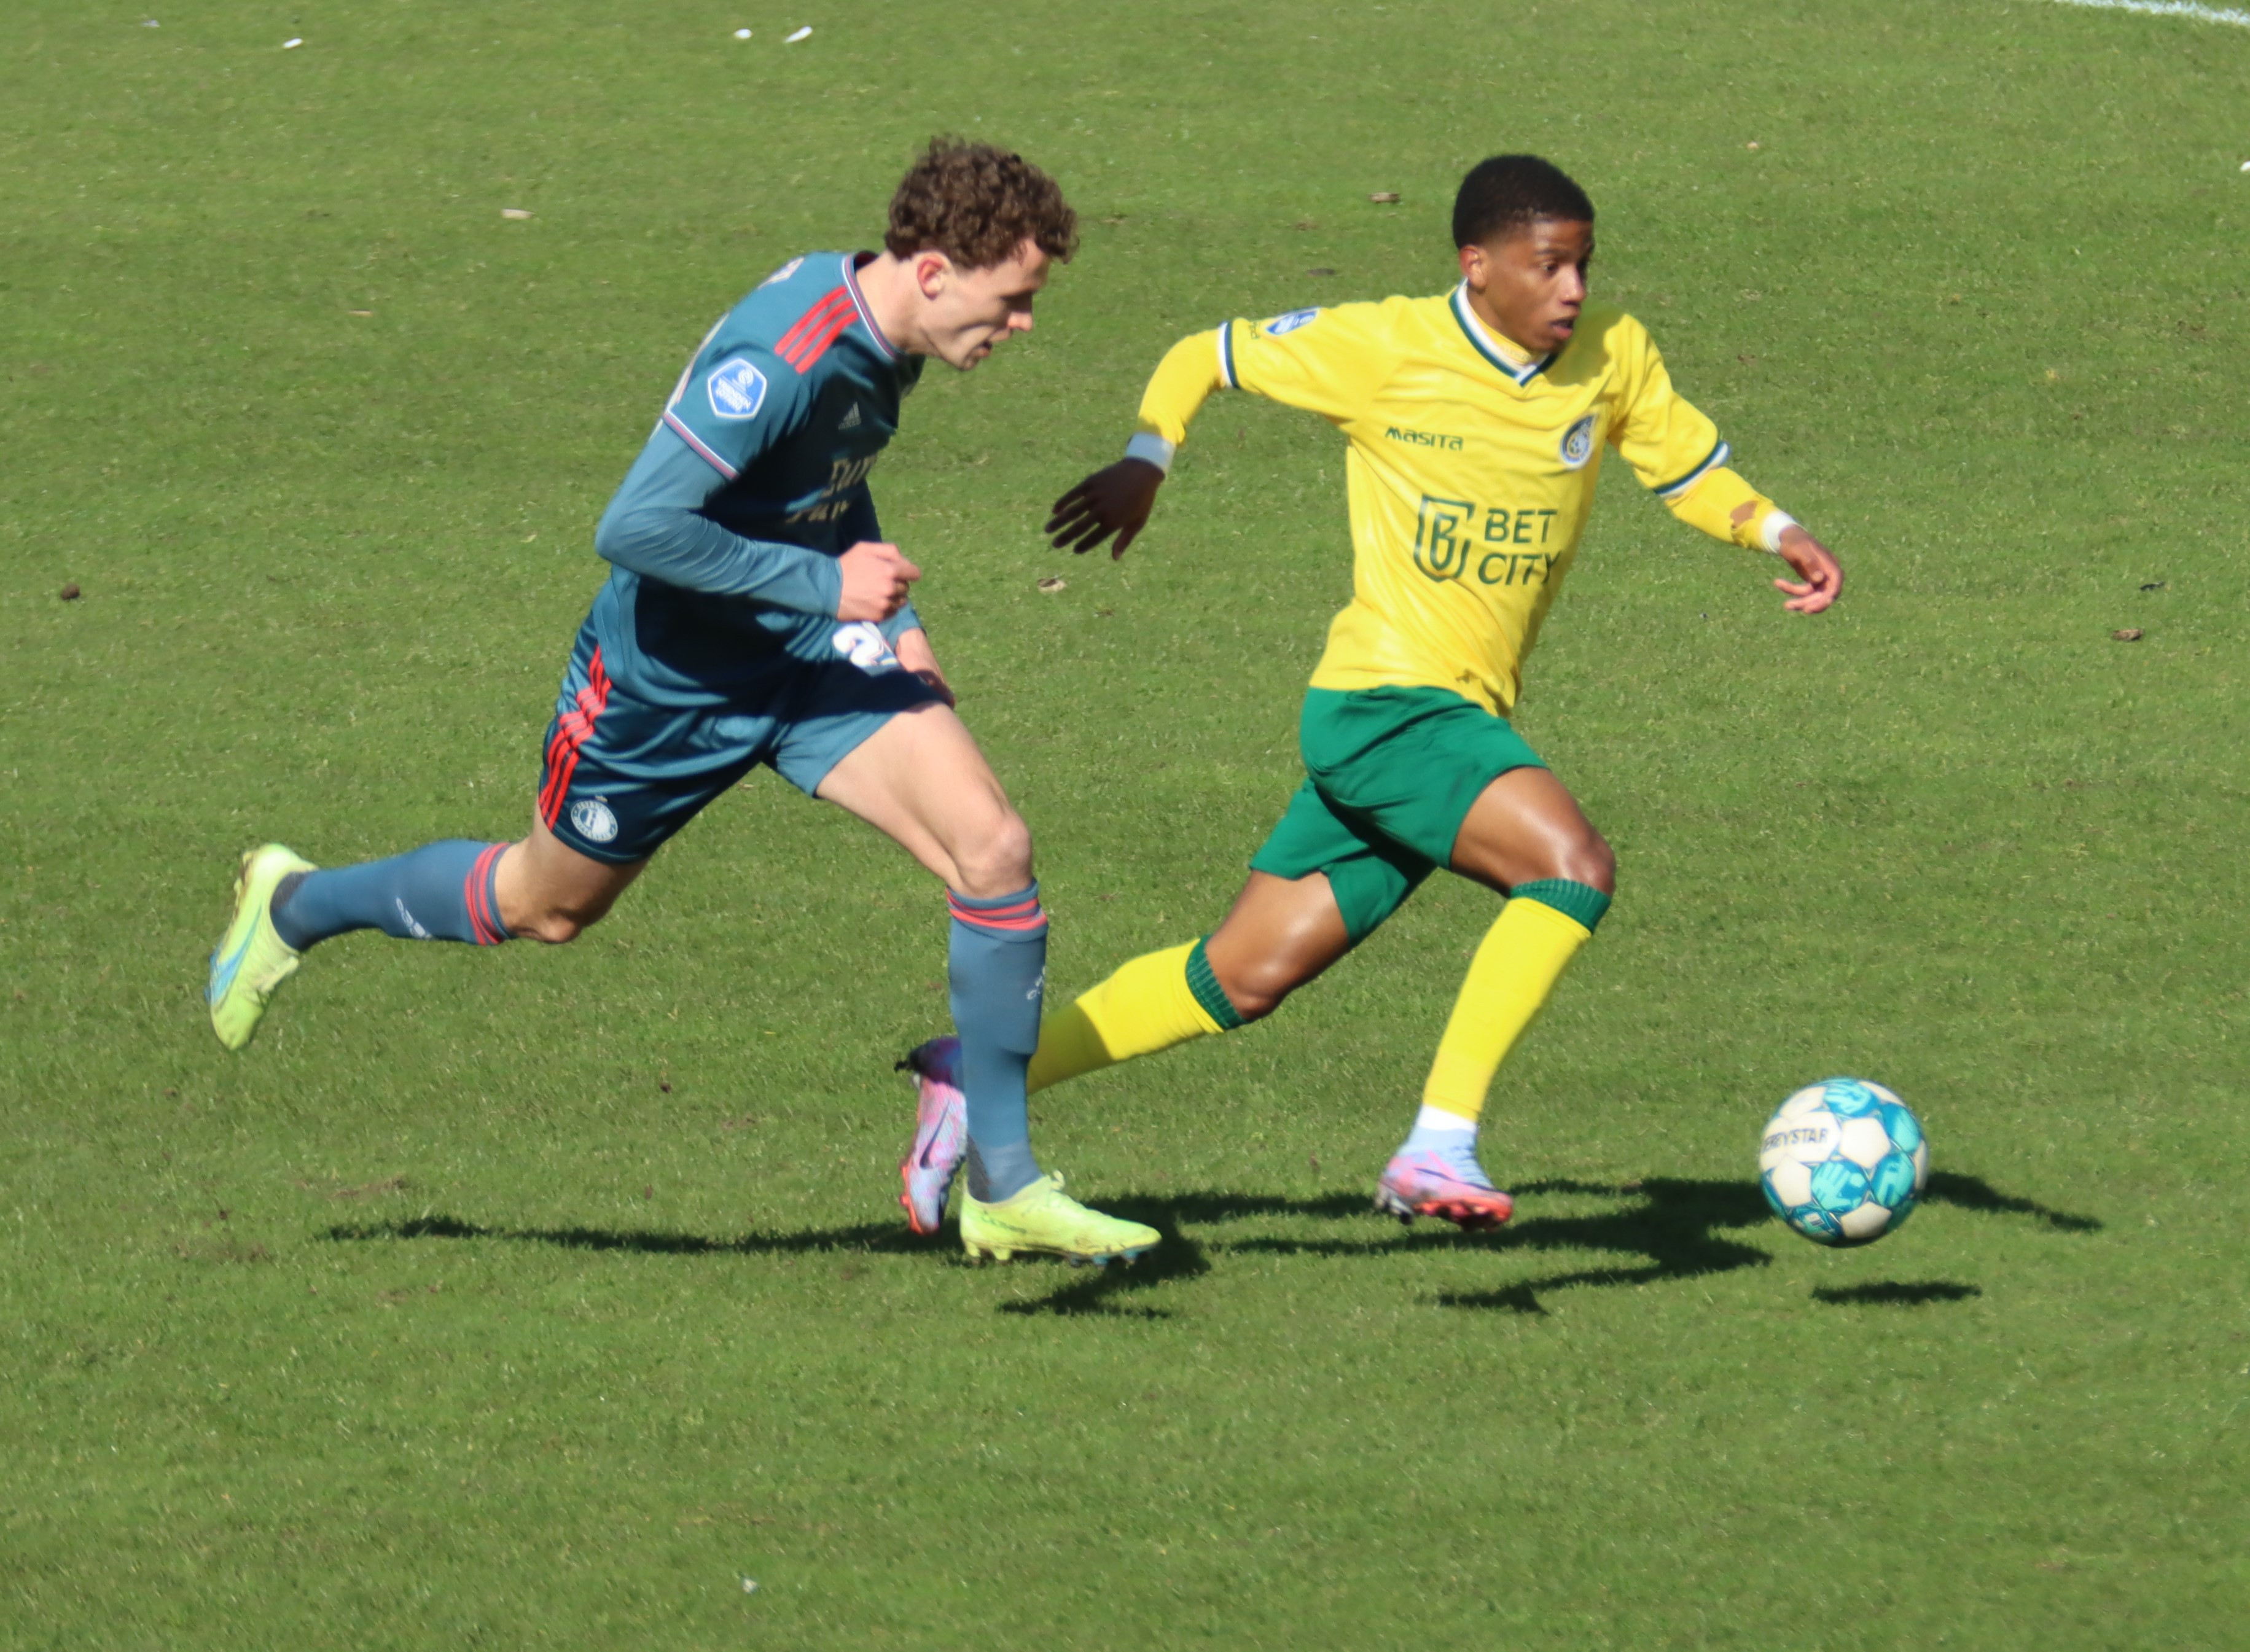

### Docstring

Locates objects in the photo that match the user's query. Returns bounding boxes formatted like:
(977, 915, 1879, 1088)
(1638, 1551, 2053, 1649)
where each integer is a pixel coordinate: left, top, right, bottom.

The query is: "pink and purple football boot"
(896, 1036, 967, 1235)
(1374, 1138, 1515, 1231)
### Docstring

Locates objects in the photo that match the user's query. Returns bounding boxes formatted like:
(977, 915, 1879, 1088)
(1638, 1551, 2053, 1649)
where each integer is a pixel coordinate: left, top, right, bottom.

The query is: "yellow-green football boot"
(206, 844, 316, 1051)
(958, 1172, 1159, 1266)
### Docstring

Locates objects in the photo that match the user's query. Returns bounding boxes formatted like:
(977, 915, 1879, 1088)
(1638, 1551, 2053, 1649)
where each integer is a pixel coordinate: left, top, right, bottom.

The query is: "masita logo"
(1560, 413, 1596, 469)
(708, 358, 769, 421)
(1264, 308, 1320, 337)
(760, 256, 804, 287)
(569, 798, 620, 844)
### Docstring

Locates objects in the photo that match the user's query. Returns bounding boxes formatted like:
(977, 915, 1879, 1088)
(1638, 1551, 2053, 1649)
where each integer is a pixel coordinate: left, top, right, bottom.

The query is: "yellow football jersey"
(1131, 288, 1789, 715)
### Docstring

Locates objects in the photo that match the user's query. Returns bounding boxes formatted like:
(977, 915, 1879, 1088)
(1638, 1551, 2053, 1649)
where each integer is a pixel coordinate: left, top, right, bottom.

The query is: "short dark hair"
(885, 138, 1078, 270)
(1451, 155, 1595, 248)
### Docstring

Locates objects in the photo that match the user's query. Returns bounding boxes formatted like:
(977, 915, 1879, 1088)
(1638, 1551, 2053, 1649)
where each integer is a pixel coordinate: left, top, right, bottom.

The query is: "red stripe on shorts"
(538, 645, 612, 829)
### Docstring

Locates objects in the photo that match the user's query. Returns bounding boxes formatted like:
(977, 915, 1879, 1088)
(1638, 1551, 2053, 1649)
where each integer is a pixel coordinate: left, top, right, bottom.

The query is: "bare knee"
(1200, 871, 1354, 1023)
(509, 886, 623, 945)
(949, 808, 1035, 898)
(1508, 818, 1615, 897)
(495, 830, 645, 944)
(1553, 830, 1617, 896)
(1219, 973, 1289, 1024)
(1211, 953, 1310, 1023)
(513, 905, 600, 945)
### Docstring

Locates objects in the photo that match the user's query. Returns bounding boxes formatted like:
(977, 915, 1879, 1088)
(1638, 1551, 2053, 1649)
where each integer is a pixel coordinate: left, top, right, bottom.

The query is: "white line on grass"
(2044, 0, 2250, 26)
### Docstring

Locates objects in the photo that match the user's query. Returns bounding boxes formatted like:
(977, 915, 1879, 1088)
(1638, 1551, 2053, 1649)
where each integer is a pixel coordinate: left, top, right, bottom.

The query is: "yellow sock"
(1421, 892, 1598, 1124)
(1026, 940, 1233, 1094)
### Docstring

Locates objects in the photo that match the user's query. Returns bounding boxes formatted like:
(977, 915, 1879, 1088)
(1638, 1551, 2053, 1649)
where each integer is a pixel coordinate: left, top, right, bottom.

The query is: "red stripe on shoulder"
(782, 310, 857, 374)
(775, 287, 853, 359)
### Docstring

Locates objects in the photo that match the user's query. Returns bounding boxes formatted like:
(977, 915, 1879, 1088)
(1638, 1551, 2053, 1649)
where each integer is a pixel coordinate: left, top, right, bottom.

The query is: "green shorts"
(1248, 686, 1546, 943)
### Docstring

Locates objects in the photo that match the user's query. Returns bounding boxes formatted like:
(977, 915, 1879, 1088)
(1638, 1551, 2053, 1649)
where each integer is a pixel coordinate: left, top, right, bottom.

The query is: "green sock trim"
(1511, 879, 1612, 932)
(1184, 938, 1245, 1031)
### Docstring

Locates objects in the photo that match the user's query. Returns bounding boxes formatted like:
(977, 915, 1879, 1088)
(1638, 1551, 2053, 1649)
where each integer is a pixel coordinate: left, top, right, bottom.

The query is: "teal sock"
(271, 841, 510, 949)
(947, 884, 1048, 1203)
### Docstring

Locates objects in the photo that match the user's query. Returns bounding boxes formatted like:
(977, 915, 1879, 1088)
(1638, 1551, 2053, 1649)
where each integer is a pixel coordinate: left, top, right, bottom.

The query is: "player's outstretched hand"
(837, 540, 922, 623)
(1047, 458, 1164, 559)
(1774, 527, 1843, 614)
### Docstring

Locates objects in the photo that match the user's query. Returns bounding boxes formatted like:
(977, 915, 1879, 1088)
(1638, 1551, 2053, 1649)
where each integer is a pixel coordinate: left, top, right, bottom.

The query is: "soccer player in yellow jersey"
(896, 154, 1842, 1234)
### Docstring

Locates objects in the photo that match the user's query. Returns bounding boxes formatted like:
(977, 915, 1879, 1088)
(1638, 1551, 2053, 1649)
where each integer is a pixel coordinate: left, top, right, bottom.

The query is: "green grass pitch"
(4, 0, 2248, 1643)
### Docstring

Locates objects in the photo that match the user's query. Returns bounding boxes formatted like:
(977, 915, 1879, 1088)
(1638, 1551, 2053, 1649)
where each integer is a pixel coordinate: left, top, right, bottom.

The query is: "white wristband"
(1760, 510, 1799, 555)
(1123, 432, 1176, 474)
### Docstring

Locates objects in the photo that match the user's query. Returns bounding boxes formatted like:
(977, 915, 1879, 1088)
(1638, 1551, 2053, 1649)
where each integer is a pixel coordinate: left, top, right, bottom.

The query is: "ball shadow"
(1813, 1281, 1982, 1306)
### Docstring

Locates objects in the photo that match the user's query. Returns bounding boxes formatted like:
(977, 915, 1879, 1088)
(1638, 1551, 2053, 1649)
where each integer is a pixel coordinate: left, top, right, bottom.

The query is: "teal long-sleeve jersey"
(587, 251, 926, 707)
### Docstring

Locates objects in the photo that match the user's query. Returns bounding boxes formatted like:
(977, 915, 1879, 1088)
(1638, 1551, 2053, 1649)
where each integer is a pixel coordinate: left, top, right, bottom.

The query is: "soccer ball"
(1759, 1077, 1928, 1246)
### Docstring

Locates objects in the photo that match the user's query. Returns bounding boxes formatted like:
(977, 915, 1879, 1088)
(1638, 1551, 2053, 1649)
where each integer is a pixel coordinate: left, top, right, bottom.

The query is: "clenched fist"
(836, 540, 922, 622)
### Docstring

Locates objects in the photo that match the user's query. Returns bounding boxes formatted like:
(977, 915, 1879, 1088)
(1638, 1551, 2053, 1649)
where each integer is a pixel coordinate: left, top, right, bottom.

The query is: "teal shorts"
(539, 617, 943, 865)
(1248, 686, 1547, 942)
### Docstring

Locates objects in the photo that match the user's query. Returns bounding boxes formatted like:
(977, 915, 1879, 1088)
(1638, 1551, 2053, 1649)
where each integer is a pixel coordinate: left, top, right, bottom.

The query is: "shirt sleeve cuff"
(1123, 432, 1176, 474)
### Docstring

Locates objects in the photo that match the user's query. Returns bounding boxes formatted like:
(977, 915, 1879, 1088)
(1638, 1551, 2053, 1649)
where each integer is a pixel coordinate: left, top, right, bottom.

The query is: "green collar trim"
(1450, 284, 1553, 386)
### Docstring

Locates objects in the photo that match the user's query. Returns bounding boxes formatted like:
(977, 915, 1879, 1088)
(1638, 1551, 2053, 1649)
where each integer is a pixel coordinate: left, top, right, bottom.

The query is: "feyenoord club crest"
(569, 797, 620, 844)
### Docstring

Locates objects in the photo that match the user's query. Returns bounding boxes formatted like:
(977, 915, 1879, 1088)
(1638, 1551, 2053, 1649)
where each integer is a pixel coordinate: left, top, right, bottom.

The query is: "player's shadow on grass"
(324, 1210, 1211, 1320)
(991, 1191, 1375, 1320)
(993, 1207, 1212, 1320)
(323, 1214, 925, 1257)
(1425, 1177, 1773, 1316)
(973, 1180, 1775, 1319)
(1428, 1171, 2095, 1315)
(1179, 1169, 2096, 1317)
(324, 1171, 2094, 1320)
(1923, 1171, 2101, 1233)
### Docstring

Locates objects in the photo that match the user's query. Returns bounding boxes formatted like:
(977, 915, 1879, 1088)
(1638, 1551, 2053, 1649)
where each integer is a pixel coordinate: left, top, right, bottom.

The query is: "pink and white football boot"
(896, 1036, 967, 1235)
(1374, 1139, 1515, 1231)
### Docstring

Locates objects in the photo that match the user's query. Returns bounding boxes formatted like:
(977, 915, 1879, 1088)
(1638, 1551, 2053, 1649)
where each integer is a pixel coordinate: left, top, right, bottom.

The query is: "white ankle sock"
(1404, 1106, 1477, 1151)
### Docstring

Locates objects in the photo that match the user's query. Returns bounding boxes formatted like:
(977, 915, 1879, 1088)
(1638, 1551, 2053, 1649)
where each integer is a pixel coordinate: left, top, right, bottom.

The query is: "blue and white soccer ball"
(1759, 1077, 1928, 1246)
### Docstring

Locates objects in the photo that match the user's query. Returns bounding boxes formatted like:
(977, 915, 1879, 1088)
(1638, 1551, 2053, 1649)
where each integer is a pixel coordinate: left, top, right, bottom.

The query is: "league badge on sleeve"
(1560, 414, 1596, 469)
(1264, 309, 1321, 337)
(707, 357, 770, 421)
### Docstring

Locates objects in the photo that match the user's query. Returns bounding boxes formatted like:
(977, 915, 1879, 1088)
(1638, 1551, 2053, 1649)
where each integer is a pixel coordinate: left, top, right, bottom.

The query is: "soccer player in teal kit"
(205, 141, 1159, 1265)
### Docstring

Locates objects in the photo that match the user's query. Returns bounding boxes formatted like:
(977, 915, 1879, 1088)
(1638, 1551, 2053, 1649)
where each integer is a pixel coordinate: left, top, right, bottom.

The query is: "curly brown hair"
(884, 138, 1078, 270)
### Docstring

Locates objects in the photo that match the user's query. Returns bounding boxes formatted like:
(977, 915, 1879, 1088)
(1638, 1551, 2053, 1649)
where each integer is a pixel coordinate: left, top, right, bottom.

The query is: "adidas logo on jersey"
(838, 402, 862, 431)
